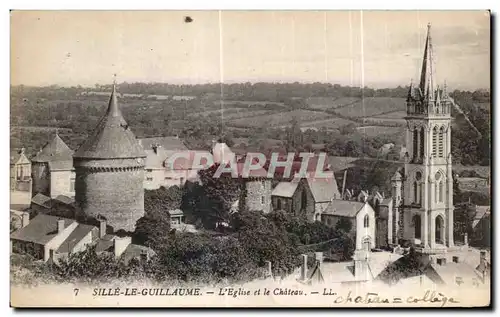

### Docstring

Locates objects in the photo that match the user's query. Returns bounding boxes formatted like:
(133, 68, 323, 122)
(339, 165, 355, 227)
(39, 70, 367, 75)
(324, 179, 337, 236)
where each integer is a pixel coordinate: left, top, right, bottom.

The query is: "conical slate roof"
(419, 23, 435, 100)
(32, 134, 73, 163)
(74, 84, 146, 159)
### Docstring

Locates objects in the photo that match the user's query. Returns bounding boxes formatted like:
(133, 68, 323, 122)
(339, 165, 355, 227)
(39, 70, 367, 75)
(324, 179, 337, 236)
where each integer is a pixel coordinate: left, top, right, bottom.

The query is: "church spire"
(419, 23, 435, 100)
(107, 74, 120, 117)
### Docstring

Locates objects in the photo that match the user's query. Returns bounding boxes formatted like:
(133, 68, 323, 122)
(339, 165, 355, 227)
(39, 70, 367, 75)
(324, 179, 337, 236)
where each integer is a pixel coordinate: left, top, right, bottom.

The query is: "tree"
(194, 164, 243, 229)
(335, 217, 353, 234)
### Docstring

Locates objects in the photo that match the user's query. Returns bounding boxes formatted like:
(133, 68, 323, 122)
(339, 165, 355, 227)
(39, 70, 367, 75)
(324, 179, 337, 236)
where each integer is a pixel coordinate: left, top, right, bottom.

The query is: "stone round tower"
(73, 84, 146, 232)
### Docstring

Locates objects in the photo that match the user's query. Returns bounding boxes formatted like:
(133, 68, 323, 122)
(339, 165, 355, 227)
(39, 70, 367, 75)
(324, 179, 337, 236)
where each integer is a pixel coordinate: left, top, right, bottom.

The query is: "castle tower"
(401, 24, 454, 251)
(31, 134, 75, 198)
(73, 83, 146, 232)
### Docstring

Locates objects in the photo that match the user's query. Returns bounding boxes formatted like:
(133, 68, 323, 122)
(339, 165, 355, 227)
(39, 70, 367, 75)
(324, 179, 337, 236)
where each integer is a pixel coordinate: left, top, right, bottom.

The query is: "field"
(227, 110, 331, 128)
(307, 97, 360, 111)
(301, 117, 358, 130)
(375, 110, 407, 119)
(10, 126, 73, 133)
(356, 126, 404, 137)
(333, 97, 406, 118)
(361, 117, 406, 126)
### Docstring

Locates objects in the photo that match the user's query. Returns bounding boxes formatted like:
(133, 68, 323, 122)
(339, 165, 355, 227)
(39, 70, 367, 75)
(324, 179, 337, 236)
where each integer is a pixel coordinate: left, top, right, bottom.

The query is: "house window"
(146, 169, 153, 173)
(277, 199, 281, 210)
(261, 196, 265, 205)
(364, 215, 369, 228)
(146, 177, 153, 181)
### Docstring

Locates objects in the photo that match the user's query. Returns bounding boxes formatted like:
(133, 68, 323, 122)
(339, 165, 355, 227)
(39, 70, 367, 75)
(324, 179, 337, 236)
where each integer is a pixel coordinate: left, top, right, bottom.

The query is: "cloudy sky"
(11, 10, 490, 90)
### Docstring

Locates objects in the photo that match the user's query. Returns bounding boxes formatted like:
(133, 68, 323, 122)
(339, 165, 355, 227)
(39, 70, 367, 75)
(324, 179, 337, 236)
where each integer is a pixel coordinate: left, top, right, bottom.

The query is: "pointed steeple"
(107, 81, 121, 117)
(407, 78, 415, 100)
(74, 79, 145, 159)
(419, 23, 435, 100)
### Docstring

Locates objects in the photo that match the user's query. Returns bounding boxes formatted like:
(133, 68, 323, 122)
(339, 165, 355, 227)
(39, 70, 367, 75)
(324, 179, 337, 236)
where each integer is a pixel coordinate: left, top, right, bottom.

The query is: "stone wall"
(75, 162, 145, 232)
(50, 170, 74, 198)
(242, 179, 272, 213)
(31, 162, 50, 197)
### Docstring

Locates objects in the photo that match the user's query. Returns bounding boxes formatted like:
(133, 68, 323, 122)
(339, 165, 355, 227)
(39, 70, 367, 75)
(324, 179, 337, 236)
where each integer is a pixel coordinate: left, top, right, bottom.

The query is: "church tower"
(73, 83, 146, 232)
(401, 24, 454, 251)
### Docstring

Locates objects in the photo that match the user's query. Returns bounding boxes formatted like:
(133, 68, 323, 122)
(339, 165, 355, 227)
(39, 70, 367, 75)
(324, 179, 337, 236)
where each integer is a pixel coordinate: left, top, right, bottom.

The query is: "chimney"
(57, 219, 65, 234)
(315, 252, 323, 267)
(21, 212, 30, 228)
(265, 260, 272, 278)
(300, 254, 308, 281)
(114, 236, 132, 258)
(99, 220, 107, 239)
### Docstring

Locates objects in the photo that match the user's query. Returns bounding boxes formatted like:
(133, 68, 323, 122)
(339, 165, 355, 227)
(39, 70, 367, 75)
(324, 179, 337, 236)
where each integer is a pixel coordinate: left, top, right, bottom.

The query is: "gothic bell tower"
(401, 23, 454, 251)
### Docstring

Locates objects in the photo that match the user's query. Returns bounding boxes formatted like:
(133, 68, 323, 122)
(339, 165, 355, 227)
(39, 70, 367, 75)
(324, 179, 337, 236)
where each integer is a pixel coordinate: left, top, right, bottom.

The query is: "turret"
(73, 82, 146, 232)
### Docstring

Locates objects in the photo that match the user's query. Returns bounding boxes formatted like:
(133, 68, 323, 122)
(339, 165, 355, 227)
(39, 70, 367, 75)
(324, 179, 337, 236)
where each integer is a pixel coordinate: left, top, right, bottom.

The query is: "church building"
(392, 24, 455, 252)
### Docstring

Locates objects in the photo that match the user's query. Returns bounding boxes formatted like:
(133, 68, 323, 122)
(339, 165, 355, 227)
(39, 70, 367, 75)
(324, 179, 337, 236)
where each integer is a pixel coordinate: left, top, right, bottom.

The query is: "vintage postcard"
(9, 10, 491, 308)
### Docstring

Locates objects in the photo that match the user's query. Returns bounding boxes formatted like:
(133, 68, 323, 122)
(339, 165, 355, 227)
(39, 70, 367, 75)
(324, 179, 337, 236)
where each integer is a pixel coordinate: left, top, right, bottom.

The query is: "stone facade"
(31, 162, 50, 197)
(271, 179, 315, 220)
(10, 149, 31, 191)
(241, 179, 272, 213)
(74, 159, 145, 232)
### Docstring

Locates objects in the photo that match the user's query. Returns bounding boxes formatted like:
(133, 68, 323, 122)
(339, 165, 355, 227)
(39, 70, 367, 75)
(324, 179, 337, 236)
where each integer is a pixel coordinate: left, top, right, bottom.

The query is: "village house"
(141, 136, 212, 189)
(320, 200, 376, 251)
(10, 148, 31, 192)
(31, 134, 75, 199)
(10, 214, 154, 264)
(271, 178, 315, 220)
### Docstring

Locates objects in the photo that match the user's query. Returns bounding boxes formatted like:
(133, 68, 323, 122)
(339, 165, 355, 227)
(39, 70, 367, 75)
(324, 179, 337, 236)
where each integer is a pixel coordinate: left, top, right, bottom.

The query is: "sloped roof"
(95, 234, 115, 253)
(139, 137, 188, 152)
(472, 205, 490, 228)
(31, 134, 73, 163)
(10, 214, 76, 245)
(48, 160, 73, 171)
(31, 193, 51, 208)
(10, 149, 28, 165)
(121, 243, 155, 264)
(53, 195, 75, 205)
(74, 85, 146, 159)
(168, 209, 184, 216)
(272, 179, 300, 198)
(213, 142, 235, 165)
(56, 224, 96, 253)
(322, 200, 365, 218)
(10, 150, 21, 165)
(145, 149, 211, 170)
(307, 176, 341, 202)
(381, 198, 393, 206)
